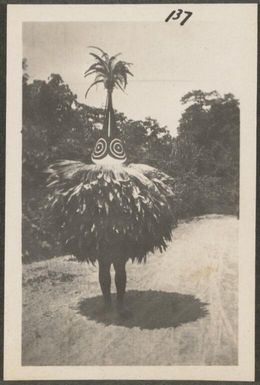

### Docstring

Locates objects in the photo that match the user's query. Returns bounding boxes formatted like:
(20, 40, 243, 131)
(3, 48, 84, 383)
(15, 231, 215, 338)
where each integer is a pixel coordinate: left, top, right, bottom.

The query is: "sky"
(23, 17, 254, 136)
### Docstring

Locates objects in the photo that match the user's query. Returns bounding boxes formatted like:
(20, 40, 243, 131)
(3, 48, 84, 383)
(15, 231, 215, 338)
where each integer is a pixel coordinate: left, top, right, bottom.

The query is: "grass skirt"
(46, 161, 177, 263)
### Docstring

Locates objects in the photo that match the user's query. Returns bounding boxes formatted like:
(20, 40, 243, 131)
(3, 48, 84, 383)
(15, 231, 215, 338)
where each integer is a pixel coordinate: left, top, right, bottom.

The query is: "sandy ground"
(22, 214, 238, 366)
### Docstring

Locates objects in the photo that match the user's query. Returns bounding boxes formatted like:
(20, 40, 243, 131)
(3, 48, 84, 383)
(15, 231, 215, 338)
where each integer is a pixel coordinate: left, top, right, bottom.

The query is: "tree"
(173, 90, 240, 217)
(175, 90, 239, 176)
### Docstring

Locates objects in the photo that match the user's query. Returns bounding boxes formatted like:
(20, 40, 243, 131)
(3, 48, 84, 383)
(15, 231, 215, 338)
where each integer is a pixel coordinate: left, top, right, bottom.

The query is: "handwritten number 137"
(165, 9, 193, 26)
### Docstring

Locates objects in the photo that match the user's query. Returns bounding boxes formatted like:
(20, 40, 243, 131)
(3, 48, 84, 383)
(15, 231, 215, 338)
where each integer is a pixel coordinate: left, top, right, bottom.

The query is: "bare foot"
(95, 300, 112, 315)
(116, 303, 132, 319)
(103, 301, 113, 313)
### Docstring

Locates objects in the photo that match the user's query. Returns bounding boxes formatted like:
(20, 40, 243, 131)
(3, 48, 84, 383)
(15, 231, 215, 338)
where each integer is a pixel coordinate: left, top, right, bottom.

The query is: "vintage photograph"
(4, 3, 257, 381)
(22, 20, 240, 366)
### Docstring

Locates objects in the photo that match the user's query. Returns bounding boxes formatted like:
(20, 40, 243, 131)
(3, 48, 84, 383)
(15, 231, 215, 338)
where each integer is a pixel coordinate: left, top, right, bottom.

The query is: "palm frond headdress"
(84, 47, 133, 164)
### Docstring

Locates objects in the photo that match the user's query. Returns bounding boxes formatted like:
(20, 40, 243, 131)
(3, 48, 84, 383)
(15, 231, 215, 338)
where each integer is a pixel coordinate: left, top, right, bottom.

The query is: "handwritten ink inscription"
(165, 9, 193, 26)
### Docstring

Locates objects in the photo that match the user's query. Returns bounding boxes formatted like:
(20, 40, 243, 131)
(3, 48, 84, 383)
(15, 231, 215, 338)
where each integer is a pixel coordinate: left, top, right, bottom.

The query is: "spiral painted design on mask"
(92, 138, 107, 159)
(109, 138, 126, 159)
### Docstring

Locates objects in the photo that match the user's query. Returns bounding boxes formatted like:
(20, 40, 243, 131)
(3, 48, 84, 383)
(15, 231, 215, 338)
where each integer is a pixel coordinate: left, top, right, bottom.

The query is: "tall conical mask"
(84, 47, 132, 164)
(91, 91, 126, 164)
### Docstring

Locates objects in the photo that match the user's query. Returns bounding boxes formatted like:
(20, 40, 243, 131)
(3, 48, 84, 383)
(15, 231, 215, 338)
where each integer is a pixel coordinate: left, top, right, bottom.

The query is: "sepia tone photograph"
(4, 3, 257, 381)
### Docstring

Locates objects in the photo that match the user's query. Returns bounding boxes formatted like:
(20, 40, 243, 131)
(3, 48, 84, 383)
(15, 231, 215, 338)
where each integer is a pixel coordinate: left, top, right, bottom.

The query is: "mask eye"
(109, 138, 126, 159)
(92, 138, 107, 159)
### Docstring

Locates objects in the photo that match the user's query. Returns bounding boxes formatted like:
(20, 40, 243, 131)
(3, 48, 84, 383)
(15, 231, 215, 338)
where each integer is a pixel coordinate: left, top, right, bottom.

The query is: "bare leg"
(113, 259, 130, 316)
(98, 259, 112, 310)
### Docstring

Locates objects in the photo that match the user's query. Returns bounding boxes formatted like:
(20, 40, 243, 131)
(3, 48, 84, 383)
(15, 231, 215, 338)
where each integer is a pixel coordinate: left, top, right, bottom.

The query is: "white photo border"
(4, 3, 257, 381)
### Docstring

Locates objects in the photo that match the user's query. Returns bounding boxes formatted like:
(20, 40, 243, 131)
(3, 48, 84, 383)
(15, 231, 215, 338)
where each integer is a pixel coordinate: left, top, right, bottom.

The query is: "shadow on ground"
(78, 290, 208, 330)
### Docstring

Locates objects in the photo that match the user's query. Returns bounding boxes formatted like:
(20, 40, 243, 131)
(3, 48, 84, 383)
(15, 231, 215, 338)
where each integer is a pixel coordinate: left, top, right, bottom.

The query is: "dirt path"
(22, 215, 238, 366)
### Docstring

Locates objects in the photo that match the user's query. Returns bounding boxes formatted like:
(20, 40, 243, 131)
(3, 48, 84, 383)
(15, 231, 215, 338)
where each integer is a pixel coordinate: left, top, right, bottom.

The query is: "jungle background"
(22, 59, 240, 263)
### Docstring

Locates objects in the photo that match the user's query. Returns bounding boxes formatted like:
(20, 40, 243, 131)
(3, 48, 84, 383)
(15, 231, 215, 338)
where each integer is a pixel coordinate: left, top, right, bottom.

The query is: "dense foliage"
(22, 63, 239, 262)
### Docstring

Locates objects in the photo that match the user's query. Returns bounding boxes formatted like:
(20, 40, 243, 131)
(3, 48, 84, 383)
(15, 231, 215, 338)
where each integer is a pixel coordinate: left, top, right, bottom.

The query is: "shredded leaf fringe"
(46, 161, 177, 263)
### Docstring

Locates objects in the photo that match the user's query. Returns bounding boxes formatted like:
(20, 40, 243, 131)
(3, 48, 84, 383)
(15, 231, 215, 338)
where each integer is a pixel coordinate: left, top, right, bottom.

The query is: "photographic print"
(4, 3, 257, 381)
